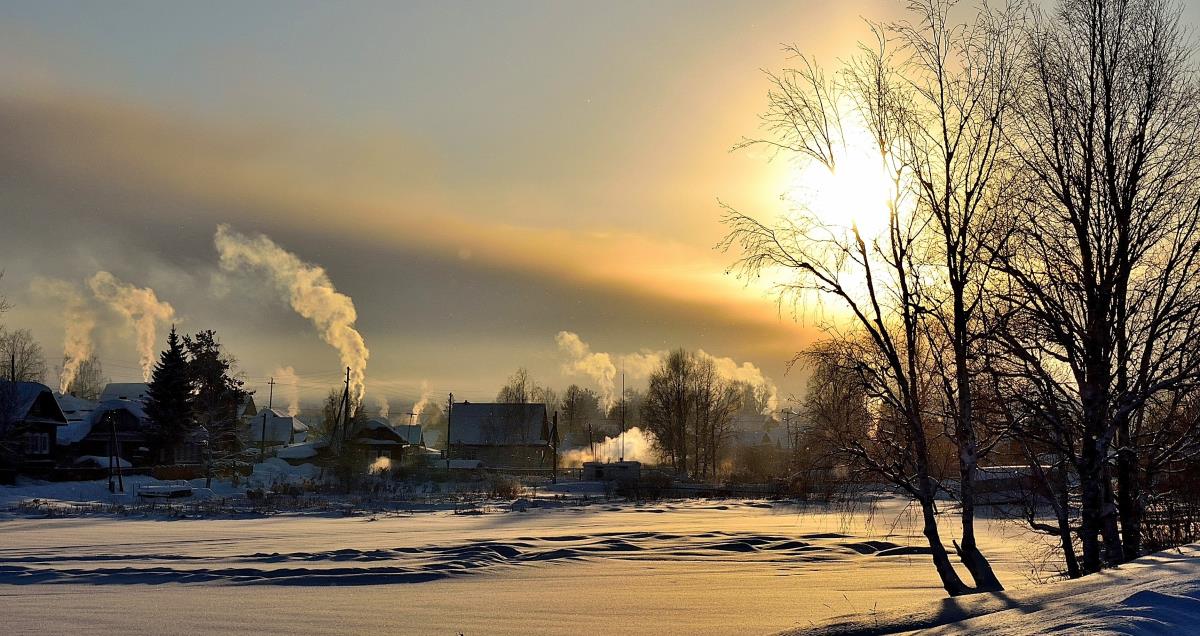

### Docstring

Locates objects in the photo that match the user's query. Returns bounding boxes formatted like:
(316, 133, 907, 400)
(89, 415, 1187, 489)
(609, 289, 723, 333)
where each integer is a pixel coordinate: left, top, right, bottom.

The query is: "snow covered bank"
(794, 544, 1200, 635)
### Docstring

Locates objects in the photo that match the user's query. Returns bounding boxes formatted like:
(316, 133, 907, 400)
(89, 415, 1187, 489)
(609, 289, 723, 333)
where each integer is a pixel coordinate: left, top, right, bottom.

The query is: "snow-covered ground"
(799, 544, 1200, 635)
(2, 480, 1195, 634)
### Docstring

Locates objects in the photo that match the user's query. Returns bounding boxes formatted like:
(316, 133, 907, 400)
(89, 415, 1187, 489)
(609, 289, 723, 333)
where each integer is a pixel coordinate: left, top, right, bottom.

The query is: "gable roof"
(99, 383, 150, 403)
(349, 418, 407, 445)
(1, 381, 68, 426)
(249, 408, 308, 442)
(394, 424, 424, 446)
(448, 402, 549, 446)
(57, 399, 149, 445)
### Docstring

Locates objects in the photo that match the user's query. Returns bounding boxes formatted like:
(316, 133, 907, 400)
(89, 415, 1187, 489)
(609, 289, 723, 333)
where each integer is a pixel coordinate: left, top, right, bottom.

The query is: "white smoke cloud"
(214, 224, 369, 404)
(561, 427, 657, 467)
(87, 271, 176, 382)
(31, 278, 97, 394)
(555, 332, 778, 415)
(697, 349, 779, 414)
(376, 397, 390, 419)
(272, 366, 301, 416)
(556, 331, 617, 407)
(411, 380, 432, 419)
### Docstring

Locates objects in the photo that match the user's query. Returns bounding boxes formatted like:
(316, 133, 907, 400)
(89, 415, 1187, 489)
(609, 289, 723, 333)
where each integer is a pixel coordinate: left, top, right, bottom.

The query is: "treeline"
(723, 0, 1200, 594)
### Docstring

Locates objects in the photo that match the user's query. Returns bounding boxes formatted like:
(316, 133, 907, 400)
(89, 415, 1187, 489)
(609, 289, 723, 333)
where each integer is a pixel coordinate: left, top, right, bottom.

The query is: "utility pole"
(445, 393, 454, 466)
(339, 367, 351, 444)
(107, 412, 124, 493)
(260, 377, 275, 462)
(551, 411, 559, 484)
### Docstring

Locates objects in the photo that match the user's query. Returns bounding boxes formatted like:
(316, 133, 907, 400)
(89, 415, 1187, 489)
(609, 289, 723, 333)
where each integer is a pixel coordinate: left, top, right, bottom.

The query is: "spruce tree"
(144, 325, 193, 463)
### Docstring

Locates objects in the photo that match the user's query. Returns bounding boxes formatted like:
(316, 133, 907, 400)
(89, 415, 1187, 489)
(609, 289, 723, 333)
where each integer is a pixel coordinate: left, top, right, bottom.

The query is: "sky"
(2, 1, 1197, 412)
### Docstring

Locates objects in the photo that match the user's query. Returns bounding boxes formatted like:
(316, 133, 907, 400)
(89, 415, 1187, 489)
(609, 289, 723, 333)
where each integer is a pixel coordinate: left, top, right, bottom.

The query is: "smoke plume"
(272, 366, 301, 416)
(561, 427, 657, 467)
(31, 278, 97, 394)
(377, 397, 390, 419)
(214, 224, 369, 403)
(555, 331, 778, 415)
(411, 380, 432, 419)
(556, 331, 617, 407)
(87, 271, 176, 382)
(697, 350, 779, 413)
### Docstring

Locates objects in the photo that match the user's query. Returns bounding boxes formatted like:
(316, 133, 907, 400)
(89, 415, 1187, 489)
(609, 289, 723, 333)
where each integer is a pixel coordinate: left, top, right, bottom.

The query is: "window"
(24, 432, 50, 456)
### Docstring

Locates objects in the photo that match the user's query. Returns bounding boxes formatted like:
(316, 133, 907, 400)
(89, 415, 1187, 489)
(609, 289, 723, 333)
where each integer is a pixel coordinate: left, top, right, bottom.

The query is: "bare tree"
(0, 327, 47, 384)
(65, 354, 106, 401)
(1000, 0, 1200, 571)
(721, 0, 1020, 594)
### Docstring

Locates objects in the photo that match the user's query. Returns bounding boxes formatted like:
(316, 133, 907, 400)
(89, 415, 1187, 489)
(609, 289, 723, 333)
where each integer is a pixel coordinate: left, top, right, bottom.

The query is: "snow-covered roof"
(248, 409, 309, 443)
(394, 424, 423, 446)
(448, 402, 550, 446)
(56, 399, 149, 445)
(1, 381, 68, 426)
(55, 393, 97, 422)
(99, 383, 150, 403)
(276, 442, 319, 460)
(361, 417, 393, 431)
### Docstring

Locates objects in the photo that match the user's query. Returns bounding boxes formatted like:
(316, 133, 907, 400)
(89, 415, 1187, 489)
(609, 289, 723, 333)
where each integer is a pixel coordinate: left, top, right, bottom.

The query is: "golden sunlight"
(784, 124, 895, 239)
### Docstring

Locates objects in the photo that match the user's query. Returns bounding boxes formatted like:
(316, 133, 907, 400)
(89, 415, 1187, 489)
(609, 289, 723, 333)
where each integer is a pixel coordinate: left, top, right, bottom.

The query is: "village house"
(0, 381, 69, 475)
(447, 402, 557, 470)
(246, 408, 308, 448)
(347, 417, 409, 461)
(56, 395, 153, 468)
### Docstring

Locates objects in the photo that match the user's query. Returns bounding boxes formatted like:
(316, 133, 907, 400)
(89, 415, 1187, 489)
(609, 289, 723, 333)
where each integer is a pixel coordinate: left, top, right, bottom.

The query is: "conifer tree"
(144, 325, 192, 463)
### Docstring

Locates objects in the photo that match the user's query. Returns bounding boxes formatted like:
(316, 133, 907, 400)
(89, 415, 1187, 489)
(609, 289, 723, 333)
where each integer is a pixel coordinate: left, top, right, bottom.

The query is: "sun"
(784, 125, 896, 240)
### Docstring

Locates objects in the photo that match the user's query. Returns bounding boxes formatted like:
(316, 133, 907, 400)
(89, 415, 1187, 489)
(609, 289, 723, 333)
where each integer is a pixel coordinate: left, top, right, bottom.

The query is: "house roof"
(350, 418, 406, 445)
(448, 402, 550, 446)
(57, 399, 149, 445)
(394, 424, 423, 446)
(1, 381, 68, 427)
(248, 409, 308, 442)
(99, 383, 150, 403)
(55, 393, 98, 422)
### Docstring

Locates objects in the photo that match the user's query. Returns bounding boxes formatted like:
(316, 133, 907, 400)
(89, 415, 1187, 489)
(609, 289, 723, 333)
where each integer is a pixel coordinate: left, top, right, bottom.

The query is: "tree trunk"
(1115, 418, 1141, 561)
(918, 495, 971, 596)
(957, 466, 1003, 591)
(1078, 434, 1104, 573)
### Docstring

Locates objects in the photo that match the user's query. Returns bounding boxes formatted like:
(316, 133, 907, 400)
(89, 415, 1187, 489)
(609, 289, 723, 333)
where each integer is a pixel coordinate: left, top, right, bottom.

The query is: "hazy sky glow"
(4, 1, 1197, 408)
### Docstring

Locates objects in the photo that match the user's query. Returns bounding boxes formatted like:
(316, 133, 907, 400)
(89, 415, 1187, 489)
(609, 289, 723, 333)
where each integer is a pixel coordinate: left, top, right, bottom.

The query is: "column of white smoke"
(87, 271, 176, 382)
(411, 380, 432, 419)
(214, 225, 369, 404)
(555, 331, 617, 409)
(377, 397, 390, 419)
(31, 278, 97, 394)
(272, 366, 301, 416)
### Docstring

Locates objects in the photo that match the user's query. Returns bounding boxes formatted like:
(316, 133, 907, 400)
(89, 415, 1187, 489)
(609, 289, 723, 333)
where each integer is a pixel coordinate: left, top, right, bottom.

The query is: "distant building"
(246, 408, 308, 447)
(0, 381, 68, 471)
(447, 402, 556, 469)
(98, 383, 150, 403)
(348, 417, 410, 460)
